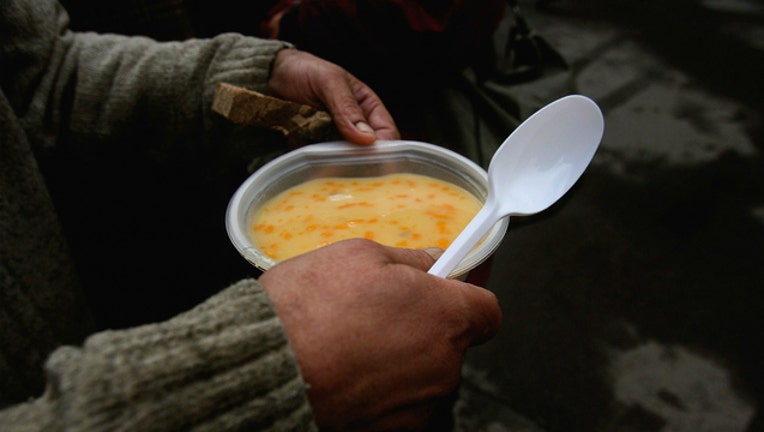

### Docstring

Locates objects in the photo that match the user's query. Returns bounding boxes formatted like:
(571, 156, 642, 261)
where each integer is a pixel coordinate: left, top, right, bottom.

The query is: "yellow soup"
(248, 173, 482, 261)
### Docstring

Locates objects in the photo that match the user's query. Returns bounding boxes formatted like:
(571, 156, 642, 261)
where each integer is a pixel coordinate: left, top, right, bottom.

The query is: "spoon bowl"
(428, 94, 604, 278)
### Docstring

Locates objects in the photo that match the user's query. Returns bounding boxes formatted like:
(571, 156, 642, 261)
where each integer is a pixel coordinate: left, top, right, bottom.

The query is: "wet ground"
(455, 1, 764, 430)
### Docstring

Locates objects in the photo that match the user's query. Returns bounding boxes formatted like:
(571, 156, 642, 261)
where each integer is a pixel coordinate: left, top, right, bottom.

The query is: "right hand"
(259, 238, 502, 431)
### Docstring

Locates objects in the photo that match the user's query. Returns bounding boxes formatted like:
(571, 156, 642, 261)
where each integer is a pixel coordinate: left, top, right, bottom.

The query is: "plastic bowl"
(226, 140, 508, 279)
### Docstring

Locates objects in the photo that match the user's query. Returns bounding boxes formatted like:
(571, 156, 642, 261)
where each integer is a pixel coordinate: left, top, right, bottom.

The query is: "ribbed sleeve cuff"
(41, 279, 316, 431)
(202, 34, 293, 112)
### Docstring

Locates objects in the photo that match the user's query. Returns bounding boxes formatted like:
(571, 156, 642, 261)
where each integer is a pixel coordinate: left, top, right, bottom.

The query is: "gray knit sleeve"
(0, 279, 316, 431)
(3, 0, 292, 154)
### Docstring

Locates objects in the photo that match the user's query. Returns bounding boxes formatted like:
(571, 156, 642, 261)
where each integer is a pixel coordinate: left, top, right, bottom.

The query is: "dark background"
(458, 1, 764, 431)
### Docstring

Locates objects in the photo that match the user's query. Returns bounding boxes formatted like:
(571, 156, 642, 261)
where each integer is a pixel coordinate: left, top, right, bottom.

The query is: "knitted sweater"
(0, 0, 316, 429)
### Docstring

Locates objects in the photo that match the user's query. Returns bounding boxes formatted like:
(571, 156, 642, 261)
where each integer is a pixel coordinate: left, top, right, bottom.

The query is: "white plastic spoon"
(428, 94, 604, 278)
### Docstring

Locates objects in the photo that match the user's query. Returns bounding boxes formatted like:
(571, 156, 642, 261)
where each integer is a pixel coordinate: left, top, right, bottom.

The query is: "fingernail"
(354, 121, 375, 135)
(422, 247, 444, 261)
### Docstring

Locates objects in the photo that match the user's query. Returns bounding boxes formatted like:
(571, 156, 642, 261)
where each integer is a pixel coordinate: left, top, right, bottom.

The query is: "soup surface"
(248, 173, 482, 261)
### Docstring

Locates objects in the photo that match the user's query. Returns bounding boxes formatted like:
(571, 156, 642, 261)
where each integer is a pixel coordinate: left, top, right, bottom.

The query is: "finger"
(351, 82, 401, 140)
(454, 282, 503, 347)
(381, 245, 444, 272)
(350, 78, 400, 141)
(322, 76, 379, 145)
(421, 247, 444, 262)
(380, 244, 502, 344)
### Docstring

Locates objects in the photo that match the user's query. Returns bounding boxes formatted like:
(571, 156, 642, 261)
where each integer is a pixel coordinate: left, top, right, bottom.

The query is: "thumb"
(454, 282, 503, 347)
(322, 80, 378, 145)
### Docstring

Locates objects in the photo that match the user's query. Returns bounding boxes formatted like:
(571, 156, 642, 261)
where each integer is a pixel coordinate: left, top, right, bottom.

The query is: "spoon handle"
(428, 205, 501, 278)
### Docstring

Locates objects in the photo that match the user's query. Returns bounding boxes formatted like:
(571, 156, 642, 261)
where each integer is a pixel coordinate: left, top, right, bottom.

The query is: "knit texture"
(0, 87, 94, 408)
(1, 280, 316, 431)
(1, 0, 314, 429)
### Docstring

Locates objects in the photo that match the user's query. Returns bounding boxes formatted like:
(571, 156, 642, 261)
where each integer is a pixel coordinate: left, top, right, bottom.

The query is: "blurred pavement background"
(455, 1, 764, 431)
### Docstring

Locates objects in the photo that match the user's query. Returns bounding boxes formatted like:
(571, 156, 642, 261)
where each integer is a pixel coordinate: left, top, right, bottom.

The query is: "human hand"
(259, 239, 502, 431)
(268, 48, 400, 145)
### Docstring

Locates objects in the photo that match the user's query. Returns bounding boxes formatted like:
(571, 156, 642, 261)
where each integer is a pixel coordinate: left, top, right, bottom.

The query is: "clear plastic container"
(226, 140, 508, 279)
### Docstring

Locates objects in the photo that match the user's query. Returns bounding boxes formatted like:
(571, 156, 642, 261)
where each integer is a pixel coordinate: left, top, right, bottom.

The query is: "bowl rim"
(225, 139, 508, 278)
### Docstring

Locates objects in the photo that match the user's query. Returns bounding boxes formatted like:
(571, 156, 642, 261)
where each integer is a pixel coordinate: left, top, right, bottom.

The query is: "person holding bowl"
(0, 0, 502, 430)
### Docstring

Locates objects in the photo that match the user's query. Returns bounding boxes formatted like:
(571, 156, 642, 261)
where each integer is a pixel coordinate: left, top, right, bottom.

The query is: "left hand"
(268, 48, 400, 145)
